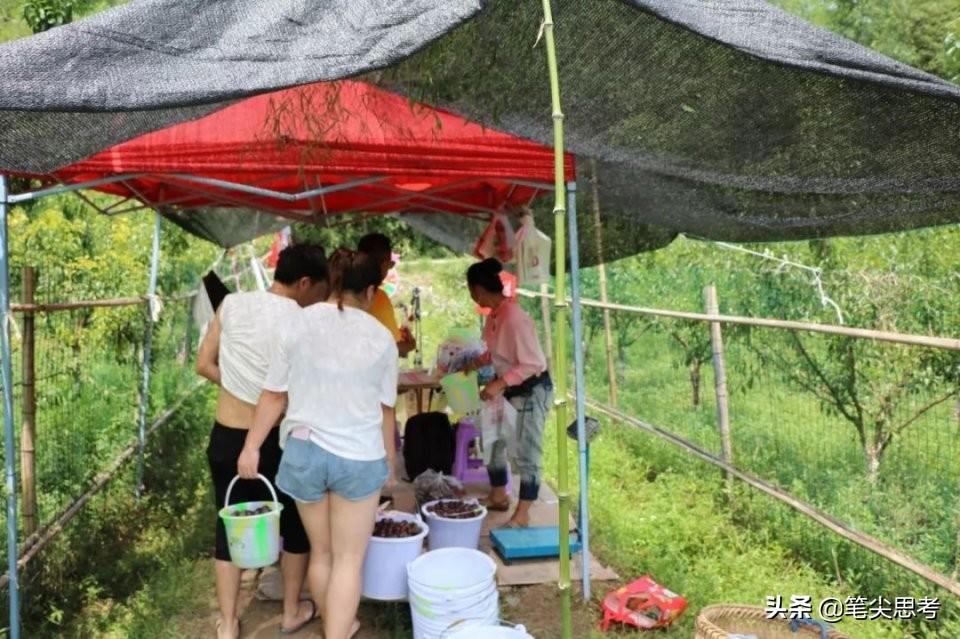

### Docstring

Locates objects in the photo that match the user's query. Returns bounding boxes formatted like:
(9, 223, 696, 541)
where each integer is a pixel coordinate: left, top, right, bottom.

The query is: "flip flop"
(280, 600, 319, 636)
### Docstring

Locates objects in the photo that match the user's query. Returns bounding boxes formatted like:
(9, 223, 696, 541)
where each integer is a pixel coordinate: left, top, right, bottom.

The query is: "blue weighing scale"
(490, 526, 582, 563)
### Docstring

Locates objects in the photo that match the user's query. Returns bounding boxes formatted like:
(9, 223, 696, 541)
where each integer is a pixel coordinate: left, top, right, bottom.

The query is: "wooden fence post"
(20, 267, 37, 537)
(705, 284, 734, 495)
(590, 160, 618, 407)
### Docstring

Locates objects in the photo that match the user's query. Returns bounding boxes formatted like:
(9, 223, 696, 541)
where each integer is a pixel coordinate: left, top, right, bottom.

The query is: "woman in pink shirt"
(467, 258, 553, 528)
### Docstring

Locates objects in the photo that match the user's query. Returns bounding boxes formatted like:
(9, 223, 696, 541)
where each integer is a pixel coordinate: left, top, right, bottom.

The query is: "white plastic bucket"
(421, 499, 487, 550)
(445, 621, 534, 639)
(218, 474, 283, 569)
(362, 511, 429, 601)
(407, 548, 499, 639)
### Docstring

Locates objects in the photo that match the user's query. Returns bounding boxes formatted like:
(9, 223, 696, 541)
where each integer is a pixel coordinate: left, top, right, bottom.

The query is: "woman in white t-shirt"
(238, 251, 398, 639)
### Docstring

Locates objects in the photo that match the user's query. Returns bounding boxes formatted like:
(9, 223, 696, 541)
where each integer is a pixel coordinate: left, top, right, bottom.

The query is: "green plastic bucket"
(218, 473, 283, 569)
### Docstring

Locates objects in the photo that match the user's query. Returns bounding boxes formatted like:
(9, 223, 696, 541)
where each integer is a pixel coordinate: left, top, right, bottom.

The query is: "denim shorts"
(276, 437, 389, 503)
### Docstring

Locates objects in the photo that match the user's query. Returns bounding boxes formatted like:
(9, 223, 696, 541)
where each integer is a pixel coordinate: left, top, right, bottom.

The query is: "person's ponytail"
(328, 249, 381, 310)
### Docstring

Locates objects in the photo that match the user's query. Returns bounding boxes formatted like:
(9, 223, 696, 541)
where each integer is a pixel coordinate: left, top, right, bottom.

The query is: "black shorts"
(207, 422, 309, 561)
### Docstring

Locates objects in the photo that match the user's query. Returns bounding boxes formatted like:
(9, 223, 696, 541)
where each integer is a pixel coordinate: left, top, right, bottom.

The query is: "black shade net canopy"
(0, 0, 958, 262)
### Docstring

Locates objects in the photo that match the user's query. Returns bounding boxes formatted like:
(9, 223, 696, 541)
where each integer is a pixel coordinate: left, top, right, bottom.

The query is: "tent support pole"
(0, 175, 21, 639)
(566, 181, 591, 601)
(6, 173, 149, 205)
(540, 0, 572, 635)
(135, 212, 162, 497)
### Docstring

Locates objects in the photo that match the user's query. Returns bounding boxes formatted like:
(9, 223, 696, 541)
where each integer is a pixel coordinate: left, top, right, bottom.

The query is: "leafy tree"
(773, 0, 960, 81)
(739, 234, 960, 482)
(22, 0, 80, 33)
(8, 194, 216, 356)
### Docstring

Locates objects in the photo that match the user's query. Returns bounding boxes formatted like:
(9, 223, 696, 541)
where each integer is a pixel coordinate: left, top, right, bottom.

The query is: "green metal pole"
(540, 1, 572, 636)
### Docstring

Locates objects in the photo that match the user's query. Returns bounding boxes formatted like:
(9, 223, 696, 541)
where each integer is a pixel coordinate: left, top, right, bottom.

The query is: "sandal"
(280, 600, 319, 635)
(482, 497, 511, 512)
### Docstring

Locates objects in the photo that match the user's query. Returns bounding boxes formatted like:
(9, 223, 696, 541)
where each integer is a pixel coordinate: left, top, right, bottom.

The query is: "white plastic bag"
(515, 214, 552, 286)
(479, 396, 518, 464)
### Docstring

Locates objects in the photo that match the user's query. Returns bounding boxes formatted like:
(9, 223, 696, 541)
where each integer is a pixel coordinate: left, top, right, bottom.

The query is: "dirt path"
(173, 561, 601, 638)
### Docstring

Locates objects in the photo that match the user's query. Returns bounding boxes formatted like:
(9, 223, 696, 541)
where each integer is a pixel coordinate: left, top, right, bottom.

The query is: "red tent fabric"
(44, 80, 575, 222)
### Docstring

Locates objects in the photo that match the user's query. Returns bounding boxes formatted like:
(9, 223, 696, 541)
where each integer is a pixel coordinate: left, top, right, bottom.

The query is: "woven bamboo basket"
(695, 605, 854, 639)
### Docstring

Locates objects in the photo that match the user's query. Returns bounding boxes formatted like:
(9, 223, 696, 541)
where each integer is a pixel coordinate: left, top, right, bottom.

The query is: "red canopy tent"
(37, 80, 575, 227)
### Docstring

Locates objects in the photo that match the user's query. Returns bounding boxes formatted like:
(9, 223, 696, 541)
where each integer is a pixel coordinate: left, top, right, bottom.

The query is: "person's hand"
(237, 446, 260, 479)
(383, 465, 398, 493)
(480, 378, 508, 401)
(398, 336, 416, 358)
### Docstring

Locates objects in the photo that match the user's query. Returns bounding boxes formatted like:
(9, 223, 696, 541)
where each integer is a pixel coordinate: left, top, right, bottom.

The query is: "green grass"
(543, 414, 906, 638)
(13, 386, 219, 637)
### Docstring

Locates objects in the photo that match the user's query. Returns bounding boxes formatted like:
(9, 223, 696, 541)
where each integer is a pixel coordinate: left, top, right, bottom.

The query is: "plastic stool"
(453, 419, 511, 494)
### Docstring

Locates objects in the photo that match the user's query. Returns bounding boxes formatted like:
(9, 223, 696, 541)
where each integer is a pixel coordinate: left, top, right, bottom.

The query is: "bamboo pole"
(586, 397, 960, 598)
(515, 289, 960, 352)
(19, 267, 37, 537)
(539, 282, 554, 370)
(589, 160, 617, 406)
(11, 296, 147, 313)
(705, 285, 733, 495)
(539, 0, 572, 634)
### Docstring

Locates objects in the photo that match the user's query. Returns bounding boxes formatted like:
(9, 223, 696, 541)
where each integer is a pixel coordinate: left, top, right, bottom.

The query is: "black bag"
(403, 412, 455, 481)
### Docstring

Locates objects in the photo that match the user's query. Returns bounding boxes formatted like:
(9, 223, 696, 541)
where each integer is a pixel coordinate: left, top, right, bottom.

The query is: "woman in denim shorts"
(239, 251, 398, 639)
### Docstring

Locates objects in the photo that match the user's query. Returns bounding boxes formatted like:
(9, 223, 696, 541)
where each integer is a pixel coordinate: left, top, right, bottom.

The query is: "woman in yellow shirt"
(358, 233, 416, 357)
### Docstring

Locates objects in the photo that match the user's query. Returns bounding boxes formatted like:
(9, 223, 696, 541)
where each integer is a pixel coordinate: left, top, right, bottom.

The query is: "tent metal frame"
(14, 173, 555, 221)
(0, 171, 591, 639)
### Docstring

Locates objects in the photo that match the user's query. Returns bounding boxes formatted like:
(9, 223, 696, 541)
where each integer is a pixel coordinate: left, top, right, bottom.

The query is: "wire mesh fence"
(519, 252, 960, 606)
(0, 266, 202, 562)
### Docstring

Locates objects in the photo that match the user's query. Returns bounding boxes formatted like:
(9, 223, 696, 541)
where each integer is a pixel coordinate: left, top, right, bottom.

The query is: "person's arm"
(381, 404, 397, 491)
(397, 336, 416, 358)
(460, 351, 492, 373)
(237, 390, 287, 478)
(238, 319, 294, 478)
(379, 339, 400, 487)
(195, 311, 222, 385)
